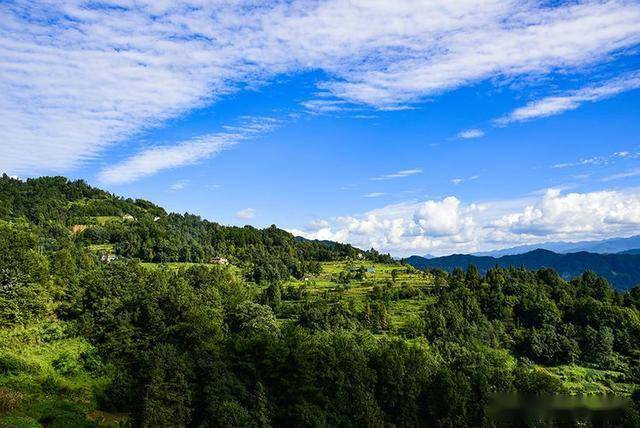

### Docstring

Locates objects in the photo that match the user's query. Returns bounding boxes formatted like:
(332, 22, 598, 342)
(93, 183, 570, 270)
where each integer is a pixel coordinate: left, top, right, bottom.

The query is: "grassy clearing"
(545, 364, 636, 395)
(86, 244, 115, 254)
(140, 261, 243, 277)
(92, 216, 120, 226)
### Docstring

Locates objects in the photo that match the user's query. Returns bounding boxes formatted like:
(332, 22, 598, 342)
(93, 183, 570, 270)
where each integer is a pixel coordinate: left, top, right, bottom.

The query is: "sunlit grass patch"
(544, 364, 635, 395)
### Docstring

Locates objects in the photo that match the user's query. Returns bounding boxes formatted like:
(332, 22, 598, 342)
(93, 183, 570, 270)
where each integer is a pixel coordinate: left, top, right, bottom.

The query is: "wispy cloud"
(496, 72, 640, 125)
(451, 175, 479, 185)
(99, 117, 277, 184)
(457, 129, 484, 139)
(300, 98, 353, 114)
(552, 150, 640, 169)
(371, 168, 423, 181)
(235, 208, 256, 220)
(169, 179, 189, 191)
(2, 1, 640, 174)
(601, 169, 640, 182)
(363, 192, 385, 198)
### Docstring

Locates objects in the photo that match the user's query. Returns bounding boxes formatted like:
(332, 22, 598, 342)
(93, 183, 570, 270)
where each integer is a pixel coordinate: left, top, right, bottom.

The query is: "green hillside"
(1, 176, 640, 427)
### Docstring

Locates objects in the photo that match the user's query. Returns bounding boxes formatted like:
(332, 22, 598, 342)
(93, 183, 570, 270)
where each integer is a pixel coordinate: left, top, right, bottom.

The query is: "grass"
(545, 364, 636, 395)
(0, 322, 117, 427)
(92, 216, 120, 226)
(86, 244, 115, 254)
(140, 261, 243, 277)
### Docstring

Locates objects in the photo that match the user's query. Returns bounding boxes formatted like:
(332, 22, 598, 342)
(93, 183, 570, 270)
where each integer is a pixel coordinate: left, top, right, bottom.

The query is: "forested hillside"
(407, 249, 640, 291)
(0, 175, 391, 283)
(1, 175, 640, 427)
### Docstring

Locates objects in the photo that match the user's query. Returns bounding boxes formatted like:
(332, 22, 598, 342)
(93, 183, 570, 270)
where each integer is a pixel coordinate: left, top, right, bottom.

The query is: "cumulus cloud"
(235, 208, 256, 220)
(293, 188, 640, 256)
(413, 197, 474, 237)
(494, 188, 640, 236)
(496, 71, 640, 125)
(305, 219, 331, 231)
(457, 129, 485, 139)
(2, 0, 640, 174)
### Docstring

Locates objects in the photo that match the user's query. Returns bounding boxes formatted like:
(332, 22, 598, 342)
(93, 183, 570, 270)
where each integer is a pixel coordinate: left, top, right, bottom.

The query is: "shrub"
(0, 387, 24, 413)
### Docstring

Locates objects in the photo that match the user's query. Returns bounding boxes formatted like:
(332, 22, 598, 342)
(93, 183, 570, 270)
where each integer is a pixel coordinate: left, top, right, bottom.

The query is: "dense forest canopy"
(1, 175, 640, 427)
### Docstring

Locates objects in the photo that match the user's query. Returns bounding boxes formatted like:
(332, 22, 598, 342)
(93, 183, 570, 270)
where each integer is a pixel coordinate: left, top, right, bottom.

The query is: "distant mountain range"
(470, 235, 640, 257)
(407, 249, 640, 291)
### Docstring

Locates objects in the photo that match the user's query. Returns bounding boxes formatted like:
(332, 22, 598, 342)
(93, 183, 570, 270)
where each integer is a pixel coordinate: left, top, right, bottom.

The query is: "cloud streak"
(371, 168, 423, 181)
(496, 71, 640, 125)
(363, 192, 385, 198)
(457, 129, 485, 139)
(99, 116, 277, 184)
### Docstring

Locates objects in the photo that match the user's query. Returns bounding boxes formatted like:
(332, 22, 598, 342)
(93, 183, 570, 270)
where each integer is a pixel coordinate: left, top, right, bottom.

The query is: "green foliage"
(1, 176, 639, 427)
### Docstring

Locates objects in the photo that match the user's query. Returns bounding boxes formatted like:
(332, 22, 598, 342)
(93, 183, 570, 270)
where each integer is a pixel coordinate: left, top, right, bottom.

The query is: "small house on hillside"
(101, 254, 117, 262)
(211, 257, 229, 265)
(122, 214, 136, 222)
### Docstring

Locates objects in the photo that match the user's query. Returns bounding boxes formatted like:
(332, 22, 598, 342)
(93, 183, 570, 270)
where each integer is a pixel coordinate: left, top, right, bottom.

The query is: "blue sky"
(2, 0, 640, 255)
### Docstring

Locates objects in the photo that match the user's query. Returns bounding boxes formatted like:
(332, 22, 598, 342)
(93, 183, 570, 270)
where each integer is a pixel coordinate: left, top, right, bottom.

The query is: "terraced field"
(282, 261, 437, 330)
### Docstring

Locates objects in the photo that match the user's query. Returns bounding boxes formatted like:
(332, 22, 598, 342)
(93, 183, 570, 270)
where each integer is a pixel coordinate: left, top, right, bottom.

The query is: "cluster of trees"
(419, 266, 640, 373)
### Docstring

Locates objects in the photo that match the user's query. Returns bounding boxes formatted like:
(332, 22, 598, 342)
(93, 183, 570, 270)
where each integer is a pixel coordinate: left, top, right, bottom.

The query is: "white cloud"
(494, 188, 640, 236)
(551, 150, 640, 170)
(363, 192, 385, 198)
(413, 197, 474, 237)
(601, 169, 640, 182)
(371, 168, 422, 181)
(457, 129, 484, 139)
(293, 187, 640, 256)
(98, 116, 277, 184)
(496, 71, 640, 125)
(169, 179, 189, 191)
(99, 133, 238, 185)
(305, 219, 331, 231)
(3, 1, 640, 174)
(451, 175, 479, 185)
(300, 98, 352, 114)
(235, 208, 256, 220)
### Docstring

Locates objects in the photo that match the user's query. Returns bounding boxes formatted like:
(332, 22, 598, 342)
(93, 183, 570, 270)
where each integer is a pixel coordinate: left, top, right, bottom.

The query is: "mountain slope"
(407, 249, 640, 291)
(474, 235, 640, 257)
